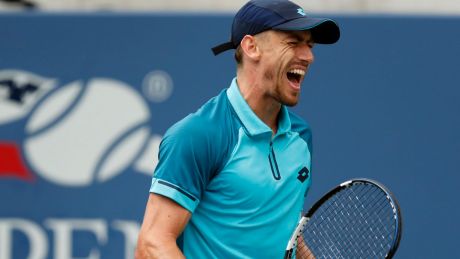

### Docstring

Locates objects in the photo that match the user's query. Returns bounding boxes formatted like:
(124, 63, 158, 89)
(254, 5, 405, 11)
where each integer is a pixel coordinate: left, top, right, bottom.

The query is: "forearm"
(136, 194, 191, 259)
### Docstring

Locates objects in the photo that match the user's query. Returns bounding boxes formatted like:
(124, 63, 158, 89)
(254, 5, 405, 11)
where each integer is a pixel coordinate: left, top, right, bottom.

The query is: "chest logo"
(297, 167, 310, 183)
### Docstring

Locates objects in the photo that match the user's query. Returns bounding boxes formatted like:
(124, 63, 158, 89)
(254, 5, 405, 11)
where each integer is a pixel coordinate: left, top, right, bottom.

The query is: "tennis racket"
(284, 178, 402, 259)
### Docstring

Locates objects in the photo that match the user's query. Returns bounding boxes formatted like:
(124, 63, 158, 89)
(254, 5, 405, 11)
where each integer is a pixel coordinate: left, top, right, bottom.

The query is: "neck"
(236, 71, 281, 134)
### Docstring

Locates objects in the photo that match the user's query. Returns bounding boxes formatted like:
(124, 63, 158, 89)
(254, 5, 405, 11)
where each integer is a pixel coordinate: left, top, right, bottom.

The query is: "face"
(256, 30, 315, 106)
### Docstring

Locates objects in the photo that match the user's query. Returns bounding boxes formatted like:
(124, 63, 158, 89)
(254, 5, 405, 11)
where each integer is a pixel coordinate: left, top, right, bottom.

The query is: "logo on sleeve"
(297, 167, 310, 183)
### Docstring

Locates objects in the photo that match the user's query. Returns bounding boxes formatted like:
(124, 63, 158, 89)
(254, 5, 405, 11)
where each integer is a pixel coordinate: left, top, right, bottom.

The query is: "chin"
(283, 99, 299, 107)
(281, 94, 300, 107)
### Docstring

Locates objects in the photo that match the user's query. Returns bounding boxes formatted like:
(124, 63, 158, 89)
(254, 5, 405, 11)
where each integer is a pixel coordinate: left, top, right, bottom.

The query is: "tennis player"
(135, 0, 340, 258)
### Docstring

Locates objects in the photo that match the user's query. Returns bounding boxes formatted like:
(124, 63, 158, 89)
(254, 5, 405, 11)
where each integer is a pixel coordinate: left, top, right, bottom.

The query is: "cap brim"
(273, 18, 340, 44)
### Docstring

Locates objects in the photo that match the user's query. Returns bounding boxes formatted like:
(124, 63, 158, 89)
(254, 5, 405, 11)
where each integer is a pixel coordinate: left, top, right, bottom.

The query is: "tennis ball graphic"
(24, 78, 151, 187)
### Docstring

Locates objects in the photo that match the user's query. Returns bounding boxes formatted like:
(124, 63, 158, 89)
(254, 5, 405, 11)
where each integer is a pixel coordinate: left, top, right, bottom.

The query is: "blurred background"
(2, 0, 460, 14)
(0, 0, 459, 258)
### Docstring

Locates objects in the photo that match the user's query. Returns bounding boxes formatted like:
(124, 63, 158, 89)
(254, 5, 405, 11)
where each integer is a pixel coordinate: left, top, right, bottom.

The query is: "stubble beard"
(263, 67, 299, 107)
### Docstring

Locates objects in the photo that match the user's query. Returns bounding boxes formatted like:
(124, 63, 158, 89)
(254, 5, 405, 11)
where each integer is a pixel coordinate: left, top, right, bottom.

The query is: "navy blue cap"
(212, 0, 340, 55)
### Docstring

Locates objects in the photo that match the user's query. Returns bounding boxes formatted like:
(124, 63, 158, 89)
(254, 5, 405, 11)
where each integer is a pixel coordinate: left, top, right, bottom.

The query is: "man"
(135, 0, 340, 258)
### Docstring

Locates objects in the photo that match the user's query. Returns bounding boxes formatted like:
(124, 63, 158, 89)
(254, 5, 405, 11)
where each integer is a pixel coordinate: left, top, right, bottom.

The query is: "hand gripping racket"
(284, 178, 402, 259)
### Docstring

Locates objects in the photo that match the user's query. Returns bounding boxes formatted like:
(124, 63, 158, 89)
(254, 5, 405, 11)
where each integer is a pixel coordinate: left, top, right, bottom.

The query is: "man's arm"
(135, 193, 192, 259)
(296, 235, 315, 259)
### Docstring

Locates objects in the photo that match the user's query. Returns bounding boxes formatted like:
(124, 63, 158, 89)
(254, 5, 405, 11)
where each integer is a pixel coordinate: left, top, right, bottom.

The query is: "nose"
(297, 44, 314, 64)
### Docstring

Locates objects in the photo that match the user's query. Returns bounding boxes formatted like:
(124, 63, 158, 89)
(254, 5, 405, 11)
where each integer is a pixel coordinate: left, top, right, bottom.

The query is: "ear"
(240, 35, 261, 62)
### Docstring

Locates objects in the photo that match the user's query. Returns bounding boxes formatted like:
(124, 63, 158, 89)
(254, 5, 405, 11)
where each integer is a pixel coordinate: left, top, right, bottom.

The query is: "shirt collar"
(226, 77, 291, 137)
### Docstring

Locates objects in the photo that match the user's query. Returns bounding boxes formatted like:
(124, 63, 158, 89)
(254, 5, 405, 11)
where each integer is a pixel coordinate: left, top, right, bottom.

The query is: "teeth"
(288, 69, 305, 76)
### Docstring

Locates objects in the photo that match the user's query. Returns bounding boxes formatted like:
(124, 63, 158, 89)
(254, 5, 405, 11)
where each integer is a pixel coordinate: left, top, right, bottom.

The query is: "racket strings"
(322, 187, 394, 257)
(313, 200, 383, 258)
(300, 187, 394, 258)
(295, 183, 397, 259)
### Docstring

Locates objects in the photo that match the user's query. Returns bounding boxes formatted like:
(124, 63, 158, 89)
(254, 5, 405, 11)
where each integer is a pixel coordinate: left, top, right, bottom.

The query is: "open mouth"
(287, 69, 305, 85)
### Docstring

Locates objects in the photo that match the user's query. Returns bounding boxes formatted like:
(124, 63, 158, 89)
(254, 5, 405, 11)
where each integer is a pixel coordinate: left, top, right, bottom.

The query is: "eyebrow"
(284, 31, 313, 44)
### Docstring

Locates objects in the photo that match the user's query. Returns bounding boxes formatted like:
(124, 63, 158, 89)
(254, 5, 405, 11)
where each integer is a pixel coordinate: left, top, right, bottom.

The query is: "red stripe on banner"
(0, 142, 34, 181)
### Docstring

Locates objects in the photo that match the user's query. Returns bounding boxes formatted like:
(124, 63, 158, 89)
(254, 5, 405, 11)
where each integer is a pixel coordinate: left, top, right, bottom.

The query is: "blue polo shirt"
(150, 78, 312, 258)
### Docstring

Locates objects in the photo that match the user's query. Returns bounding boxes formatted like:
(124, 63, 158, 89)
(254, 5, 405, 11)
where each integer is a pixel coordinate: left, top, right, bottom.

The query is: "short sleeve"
(150, 115, 221, 213)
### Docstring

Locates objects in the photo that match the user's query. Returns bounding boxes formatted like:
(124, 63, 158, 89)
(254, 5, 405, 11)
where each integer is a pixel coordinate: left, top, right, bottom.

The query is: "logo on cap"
(297, 8, 306, 16)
